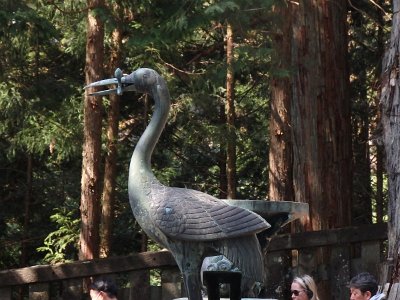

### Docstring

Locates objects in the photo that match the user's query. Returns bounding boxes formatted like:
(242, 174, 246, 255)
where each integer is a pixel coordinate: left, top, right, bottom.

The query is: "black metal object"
(203, 271, 242, 300)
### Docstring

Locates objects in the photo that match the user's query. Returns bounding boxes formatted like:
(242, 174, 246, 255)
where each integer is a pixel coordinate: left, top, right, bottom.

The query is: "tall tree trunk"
(380, 0, 400, 284)
(219, 103, 228, 199)
(265, 5, 295, 298)
(291, 0, 352, 231)
(100, 2, 123, 258)
(269, 2, 293, 203)
(374, 0, 385, 224)
(100, 35, 122, 258)
(375, 142, 384, 223)
(289, 3, 352, 298)
(225, 21, 236, 199)
(20, 154, 32, 267)
(80, 0, 104, 261)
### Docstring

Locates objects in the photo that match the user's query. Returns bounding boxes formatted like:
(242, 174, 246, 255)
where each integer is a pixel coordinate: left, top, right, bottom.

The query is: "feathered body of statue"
(85, 68, 270, 300)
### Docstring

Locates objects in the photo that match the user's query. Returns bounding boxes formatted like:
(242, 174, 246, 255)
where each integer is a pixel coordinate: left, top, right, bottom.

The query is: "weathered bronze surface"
(85, 68, 308, 300)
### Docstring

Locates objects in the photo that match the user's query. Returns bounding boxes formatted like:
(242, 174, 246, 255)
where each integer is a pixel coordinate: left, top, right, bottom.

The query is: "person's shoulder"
(370, 293, 386, 300)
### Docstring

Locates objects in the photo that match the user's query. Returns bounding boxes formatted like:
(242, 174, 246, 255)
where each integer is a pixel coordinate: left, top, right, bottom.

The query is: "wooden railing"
(263, 223, 391, 299)
(0, 250, 179, 300)
(1, 223, 397, 300)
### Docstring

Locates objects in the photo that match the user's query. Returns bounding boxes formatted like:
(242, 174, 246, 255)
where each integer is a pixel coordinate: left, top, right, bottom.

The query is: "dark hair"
(90, 277, 118, 298)
(349, 272, 378, 295)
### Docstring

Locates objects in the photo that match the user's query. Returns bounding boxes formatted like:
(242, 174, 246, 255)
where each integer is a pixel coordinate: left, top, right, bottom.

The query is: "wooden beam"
(0, 224, 388, 288)
(268, 223, 387, 251)
(0, 250, 176, 287)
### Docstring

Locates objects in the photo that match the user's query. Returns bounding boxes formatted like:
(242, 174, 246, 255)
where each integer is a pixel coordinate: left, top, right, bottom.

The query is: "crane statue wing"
(150, 185, 270, 241)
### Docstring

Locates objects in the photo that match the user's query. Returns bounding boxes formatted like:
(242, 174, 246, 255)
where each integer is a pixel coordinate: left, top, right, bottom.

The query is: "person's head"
(89, 277, 118, 300)
(349, 272, 378, 300)
(291, 275, 319, 300)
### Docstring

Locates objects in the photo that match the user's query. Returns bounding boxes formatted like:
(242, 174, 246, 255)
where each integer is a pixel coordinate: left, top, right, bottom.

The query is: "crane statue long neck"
(130, 69, 170, 178)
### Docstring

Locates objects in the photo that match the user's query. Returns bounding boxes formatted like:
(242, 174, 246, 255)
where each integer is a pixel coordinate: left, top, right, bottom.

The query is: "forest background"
(1, 0, 399, 296)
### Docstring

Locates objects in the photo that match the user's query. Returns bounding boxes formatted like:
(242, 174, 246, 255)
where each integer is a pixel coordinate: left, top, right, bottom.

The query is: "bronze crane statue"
(85, 68, 270, 300)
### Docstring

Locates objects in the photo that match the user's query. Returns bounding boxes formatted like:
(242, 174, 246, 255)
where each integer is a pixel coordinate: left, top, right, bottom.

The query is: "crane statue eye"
(131, 68, 157, 93)
(142, 71, 156, 85)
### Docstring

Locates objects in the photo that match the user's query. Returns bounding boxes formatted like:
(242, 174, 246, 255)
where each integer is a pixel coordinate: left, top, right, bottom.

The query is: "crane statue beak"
(84, 68, 137, 96)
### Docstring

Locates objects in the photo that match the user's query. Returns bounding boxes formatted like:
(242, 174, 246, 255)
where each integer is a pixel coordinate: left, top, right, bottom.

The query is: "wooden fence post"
(264, 250, 291, 299)
(297, 248, 318, 276)
(297, 248, 323, 297)
(129, 270, 150, 300)
(0, 287, 12, 300)
(161, 267, 182, 300)
(361, 241, 382, 274)
(29, 283, 49, 300)
(330, 245, 351, 299)
(61, 278, 83, 300)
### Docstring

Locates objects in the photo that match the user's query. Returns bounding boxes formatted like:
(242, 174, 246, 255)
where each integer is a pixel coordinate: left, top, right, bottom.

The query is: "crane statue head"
(85, 67, 159, 96)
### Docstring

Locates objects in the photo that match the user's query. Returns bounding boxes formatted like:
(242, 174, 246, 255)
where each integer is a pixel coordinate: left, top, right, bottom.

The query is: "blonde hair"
(293, 275, 320, 300)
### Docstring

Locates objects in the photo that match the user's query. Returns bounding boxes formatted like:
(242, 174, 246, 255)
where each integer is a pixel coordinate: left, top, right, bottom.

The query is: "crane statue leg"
(170, 241, 205, 300)
(182, 270, 203, 300)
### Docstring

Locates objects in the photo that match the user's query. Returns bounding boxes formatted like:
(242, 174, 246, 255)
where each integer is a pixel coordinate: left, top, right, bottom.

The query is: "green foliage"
(204, 1, 239, 15)
(0, 217, 23, 269)
(0, 0, 389, 272)
(115, 0, 273, 202)
(0, 83, 83, 161)
(37, 207, 80, 264)
(0, 0, 85, 269)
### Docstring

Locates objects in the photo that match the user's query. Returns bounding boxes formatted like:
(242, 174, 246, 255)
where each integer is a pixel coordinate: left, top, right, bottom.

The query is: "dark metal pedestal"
(203, 271, 242, 300)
